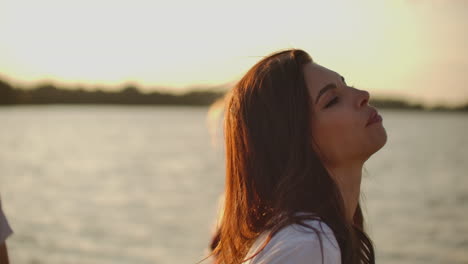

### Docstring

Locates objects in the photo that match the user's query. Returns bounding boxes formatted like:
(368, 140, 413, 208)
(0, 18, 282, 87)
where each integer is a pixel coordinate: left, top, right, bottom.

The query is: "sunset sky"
(0, 0, 467, 106)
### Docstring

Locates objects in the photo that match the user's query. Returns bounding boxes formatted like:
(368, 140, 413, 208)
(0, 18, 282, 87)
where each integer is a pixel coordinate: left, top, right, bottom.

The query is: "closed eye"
(325, 97, 339, 108)
(322, 84, 355, 109)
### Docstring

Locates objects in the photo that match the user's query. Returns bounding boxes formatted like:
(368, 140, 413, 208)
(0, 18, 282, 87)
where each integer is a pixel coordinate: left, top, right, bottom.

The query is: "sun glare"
(0, 0, 467, 104)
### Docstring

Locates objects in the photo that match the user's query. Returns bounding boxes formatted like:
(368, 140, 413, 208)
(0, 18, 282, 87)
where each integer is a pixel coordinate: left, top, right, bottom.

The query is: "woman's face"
(303, 62, 387, 168)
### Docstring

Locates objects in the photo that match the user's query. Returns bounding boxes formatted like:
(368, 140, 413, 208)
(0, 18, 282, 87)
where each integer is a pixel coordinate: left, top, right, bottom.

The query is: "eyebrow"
(314, 76, 345, 105)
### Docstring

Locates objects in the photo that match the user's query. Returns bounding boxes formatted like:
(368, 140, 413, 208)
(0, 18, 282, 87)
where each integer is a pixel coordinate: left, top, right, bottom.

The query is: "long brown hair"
(211, 49, 374, 264)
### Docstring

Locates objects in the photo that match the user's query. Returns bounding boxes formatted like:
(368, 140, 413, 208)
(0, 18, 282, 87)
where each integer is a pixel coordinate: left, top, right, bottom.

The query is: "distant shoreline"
(1, 79, 467, 112)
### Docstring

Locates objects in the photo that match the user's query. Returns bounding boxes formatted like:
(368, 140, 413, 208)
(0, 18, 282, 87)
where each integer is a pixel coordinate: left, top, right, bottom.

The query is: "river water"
(0, 106, 466, 264)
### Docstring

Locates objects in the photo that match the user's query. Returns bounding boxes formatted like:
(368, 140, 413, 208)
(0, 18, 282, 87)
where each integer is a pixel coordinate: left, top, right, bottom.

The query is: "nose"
(358, 89, 370, 108)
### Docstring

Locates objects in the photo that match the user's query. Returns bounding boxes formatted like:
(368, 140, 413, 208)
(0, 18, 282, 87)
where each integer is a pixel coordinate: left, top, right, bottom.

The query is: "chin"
(363, 125, 387, 160)
(371, 125, 388, 154)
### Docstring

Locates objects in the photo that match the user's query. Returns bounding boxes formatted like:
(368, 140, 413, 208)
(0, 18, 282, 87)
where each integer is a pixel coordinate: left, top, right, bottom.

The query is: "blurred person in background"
(207, 49, 387, 264)
(0, 198, 12, 264)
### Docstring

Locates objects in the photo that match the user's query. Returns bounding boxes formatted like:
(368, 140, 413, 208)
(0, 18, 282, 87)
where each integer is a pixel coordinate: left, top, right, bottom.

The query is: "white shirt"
(246, 219, 341, 264)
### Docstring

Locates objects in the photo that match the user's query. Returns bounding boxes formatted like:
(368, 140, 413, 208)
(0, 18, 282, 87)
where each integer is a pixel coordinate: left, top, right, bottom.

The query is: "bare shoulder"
(247, 220, 341, 264)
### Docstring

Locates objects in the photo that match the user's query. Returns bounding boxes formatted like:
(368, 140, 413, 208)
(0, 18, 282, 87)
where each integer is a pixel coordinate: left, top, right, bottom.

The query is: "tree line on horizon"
(0, 79, 467, 112)
(0, 79, 224, 106)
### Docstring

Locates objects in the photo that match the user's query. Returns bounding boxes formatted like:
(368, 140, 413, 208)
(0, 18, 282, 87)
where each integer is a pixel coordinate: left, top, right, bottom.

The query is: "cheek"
(312, 112, 361, 160)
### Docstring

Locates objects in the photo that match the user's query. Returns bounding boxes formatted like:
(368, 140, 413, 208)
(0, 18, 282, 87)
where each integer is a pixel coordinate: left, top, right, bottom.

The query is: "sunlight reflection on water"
(0, 106, 467, 264)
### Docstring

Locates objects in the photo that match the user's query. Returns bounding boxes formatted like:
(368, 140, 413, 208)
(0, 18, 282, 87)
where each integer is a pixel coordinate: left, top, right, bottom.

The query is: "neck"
(327, 161, 363, 222)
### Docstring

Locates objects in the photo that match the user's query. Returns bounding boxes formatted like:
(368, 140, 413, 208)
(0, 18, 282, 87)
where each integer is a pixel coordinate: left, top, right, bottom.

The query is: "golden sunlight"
(0, 0, 466, 104)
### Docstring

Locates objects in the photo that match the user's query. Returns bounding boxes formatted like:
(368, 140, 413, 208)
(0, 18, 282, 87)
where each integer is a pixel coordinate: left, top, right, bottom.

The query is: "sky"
(0, 0, 467, 106)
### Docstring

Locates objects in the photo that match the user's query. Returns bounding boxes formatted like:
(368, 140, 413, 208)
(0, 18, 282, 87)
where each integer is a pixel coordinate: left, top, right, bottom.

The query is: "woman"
(209, 49, 387, 264)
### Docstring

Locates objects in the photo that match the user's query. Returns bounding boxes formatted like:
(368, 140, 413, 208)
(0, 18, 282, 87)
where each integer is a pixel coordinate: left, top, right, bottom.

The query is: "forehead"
(303, 63, 341, 97)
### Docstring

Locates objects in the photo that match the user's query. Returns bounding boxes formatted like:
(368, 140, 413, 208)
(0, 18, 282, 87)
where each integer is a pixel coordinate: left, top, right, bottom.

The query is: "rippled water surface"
(0, 106, 467, 264)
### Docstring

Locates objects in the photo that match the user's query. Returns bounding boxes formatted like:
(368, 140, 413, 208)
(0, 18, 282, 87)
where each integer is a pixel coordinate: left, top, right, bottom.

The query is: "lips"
(366, 109, 382, 127)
